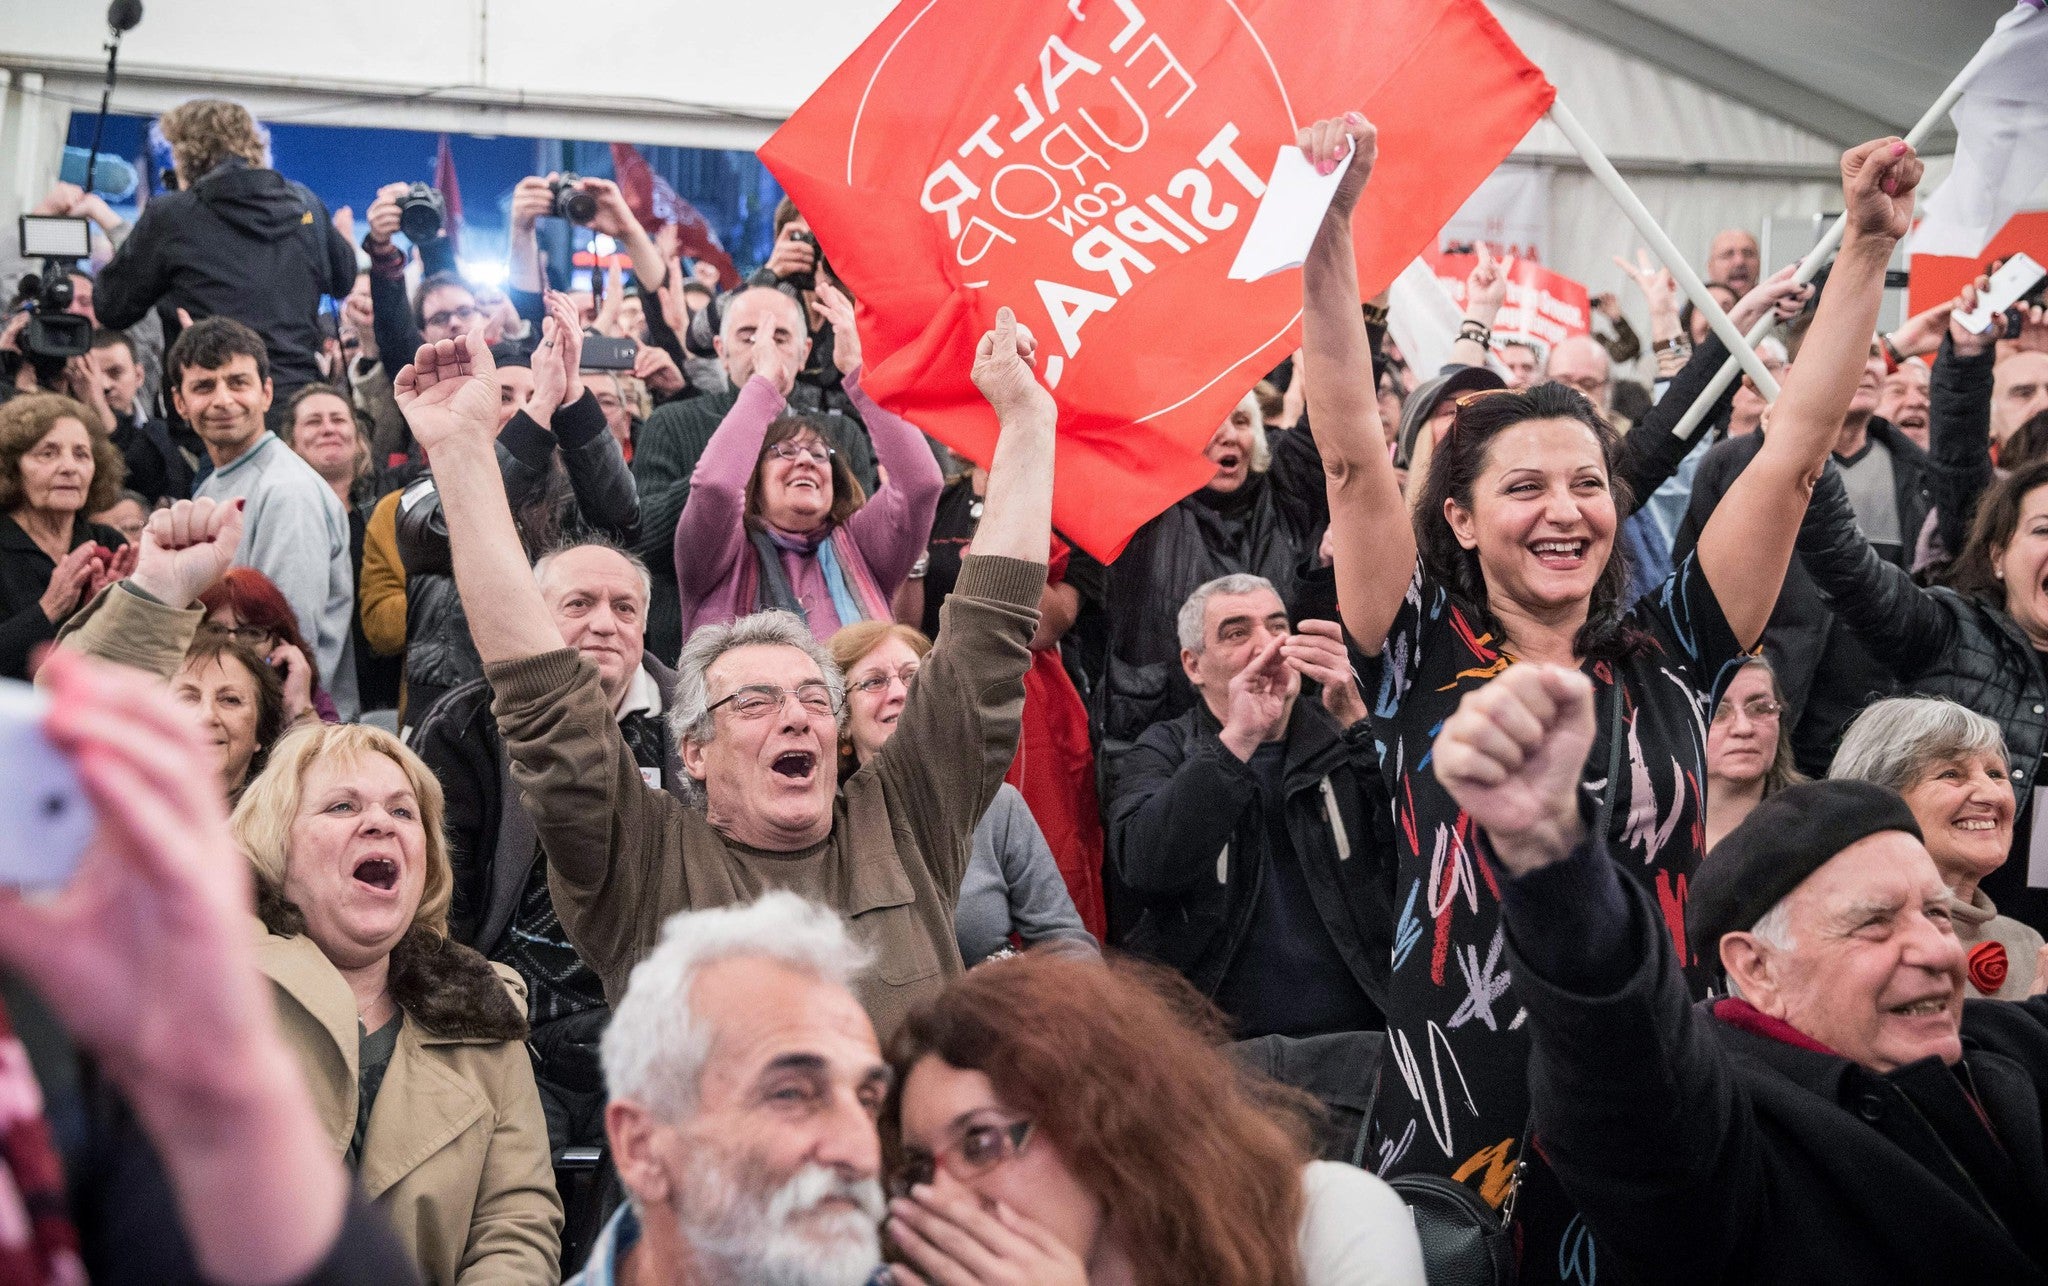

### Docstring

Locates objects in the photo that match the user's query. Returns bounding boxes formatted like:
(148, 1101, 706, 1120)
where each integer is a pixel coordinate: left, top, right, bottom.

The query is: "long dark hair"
(1414, 381, 1640, 659)
(1945, 459, 2048, 604)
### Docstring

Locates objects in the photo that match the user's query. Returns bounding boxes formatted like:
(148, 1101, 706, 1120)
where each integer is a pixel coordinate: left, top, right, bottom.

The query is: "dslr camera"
(550, 174, 598, 226)
(397, 182, 445, 244)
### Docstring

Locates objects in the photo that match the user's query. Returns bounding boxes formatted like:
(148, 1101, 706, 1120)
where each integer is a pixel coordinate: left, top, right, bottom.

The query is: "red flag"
(610, 143, 741, 289)
(760, 0, 1555, 560)
(433, 134, 463, 256)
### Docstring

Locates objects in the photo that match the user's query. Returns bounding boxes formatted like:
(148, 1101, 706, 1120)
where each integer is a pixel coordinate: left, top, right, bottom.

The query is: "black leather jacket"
(1799, 460, 2048, 927)
(1107, 696, 1397, 1011)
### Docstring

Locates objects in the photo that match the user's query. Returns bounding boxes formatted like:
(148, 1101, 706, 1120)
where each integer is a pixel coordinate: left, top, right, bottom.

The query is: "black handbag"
(1385, 681, 1625, 1286)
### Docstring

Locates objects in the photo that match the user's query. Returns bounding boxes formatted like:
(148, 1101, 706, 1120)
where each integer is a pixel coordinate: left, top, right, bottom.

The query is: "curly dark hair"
(1413, 381, 1642, 661)
(167, 315, 270, 391)
(1945, 459, 2048, 604)
(0, 392, 127, 516)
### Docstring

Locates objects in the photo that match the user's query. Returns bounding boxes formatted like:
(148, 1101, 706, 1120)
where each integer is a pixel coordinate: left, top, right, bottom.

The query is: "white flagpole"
(1662, 24, 2014, 443)
(1545, 100, 1782, 403)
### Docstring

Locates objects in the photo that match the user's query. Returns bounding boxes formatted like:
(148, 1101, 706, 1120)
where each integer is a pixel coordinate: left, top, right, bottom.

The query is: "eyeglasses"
(1712, 696, 1783, 724)
(424, 305, 482, 330)
(198, 622, 276, 648)
(765, 440, 836, 465)
(849, 663, 921, 696)
(706, 682, 840, 719)
(889, 1118, 1033, 1199)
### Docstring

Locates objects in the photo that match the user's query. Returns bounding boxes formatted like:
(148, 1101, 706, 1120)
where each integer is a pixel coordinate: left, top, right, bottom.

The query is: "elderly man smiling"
(394, 309, 1051, 1040)
(1433, 662, 2048, 1286)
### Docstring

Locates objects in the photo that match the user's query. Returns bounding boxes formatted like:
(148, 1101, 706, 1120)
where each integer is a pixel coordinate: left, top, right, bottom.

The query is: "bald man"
(1708, 229, 1761, 296)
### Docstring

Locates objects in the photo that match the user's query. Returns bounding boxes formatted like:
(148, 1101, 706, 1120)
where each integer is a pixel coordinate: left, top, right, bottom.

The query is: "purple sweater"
(673, 368, 944, 641)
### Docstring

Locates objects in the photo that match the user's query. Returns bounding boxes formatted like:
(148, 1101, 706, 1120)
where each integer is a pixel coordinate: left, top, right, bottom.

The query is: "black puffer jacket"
(95, 158, 356, 392)
(397, 391, 638, 723)
(1107, 696, 1396, 1013)
(1676, 417, 1930, 774)
(1798, 460, 2048, 928)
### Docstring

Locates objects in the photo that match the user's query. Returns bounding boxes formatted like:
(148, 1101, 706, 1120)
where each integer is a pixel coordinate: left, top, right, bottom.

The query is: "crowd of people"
(4, 92, 2048, 1286)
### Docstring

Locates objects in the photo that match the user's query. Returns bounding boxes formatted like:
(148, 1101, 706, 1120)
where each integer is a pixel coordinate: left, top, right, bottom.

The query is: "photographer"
(94, 100, 356, 409)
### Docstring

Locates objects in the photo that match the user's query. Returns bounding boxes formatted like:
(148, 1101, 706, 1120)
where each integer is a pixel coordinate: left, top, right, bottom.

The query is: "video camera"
(13, 214, 95, 372)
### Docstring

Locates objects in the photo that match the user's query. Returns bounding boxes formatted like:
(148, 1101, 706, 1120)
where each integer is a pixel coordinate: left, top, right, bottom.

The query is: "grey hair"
(1724, 898, 1798, 1000)
(1827, 696, 2008, 796)
(669, 610, 847, 801)
(601, 891, 872, 1124)
(532, 538, 653, 603)
(1176, 573, 1280, 654)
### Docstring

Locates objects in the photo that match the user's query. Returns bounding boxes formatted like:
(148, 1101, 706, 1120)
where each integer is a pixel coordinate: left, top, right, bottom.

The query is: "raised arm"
(1301, 114, 1412, 656)
(870, 307, 1049, 894)
(672, 362, 791, 600)
(960, 308, 1055, 562)
(1433, 664, 1771, 1282)
(393, 331, 562, 665)
(1696, 138, 1922, 648)
(1615, 266, 1812, 509)
(1926, 277, 2000, 558)
(823, 284, 946, 583)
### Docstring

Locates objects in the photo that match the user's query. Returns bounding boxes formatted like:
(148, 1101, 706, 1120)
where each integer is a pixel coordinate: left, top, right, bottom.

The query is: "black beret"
(1688, 779, 1923, 962)
(488, 341, 531, 370)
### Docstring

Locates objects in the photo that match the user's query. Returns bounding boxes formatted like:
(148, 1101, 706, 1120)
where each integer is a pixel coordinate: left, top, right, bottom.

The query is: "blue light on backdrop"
(63, 111, 787, 289)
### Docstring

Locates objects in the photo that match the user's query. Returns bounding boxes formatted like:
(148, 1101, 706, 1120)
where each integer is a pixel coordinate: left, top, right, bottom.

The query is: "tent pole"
(1545, 99, 1780, 402)
(1661, 26, 2008, 442)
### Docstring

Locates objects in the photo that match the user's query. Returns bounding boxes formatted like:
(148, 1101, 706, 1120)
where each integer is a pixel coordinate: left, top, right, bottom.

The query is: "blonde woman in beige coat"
(235, 721, 562, 1285)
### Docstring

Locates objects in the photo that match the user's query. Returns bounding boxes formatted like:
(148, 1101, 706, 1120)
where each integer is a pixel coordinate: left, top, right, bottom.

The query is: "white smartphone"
(1956, 252, 2047, 335)
(0, 680, 95, 890)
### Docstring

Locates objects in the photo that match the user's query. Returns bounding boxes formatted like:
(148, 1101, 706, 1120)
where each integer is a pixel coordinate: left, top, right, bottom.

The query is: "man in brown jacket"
(393, 309, 1056, 1038)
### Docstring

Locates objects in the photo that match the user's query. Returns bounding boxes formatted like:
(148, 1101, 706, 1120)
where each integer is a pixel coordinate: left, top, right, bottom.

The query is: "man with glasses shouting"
(396, 305, 1052, 1039)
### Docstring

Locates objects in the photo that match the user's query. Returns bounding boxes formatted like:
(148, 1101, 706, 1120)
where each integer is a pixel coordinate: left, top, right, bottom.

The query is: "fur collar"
(258, 882, 527, 1043)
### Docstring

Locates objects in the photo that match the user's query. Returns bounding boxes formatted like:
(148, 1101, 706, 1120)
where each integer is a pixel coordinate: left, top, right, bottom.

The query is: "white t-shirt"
(1296, 1160, 1428, 1286)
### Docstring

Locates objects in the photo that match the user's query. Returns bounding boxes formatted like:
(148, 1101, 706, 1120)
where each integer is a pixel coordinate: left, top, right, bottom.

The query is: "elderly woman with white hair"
(1098, 385, 1325, 751)
(1830, 697, 2048, 999)
(236, 722, 563, 1284)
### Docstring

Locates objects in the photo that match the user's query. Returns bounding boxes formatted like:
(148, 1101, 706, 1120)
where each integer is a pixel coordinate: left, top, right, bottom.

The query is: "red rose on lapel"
(1968, 941, 2010, 995)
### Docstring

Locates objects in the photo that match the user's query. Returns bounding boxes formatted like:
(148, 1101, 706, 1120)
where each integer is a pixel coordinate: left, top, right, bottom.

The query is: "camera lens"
(398, 183, 445, 244)
(552, 174, 598, 226)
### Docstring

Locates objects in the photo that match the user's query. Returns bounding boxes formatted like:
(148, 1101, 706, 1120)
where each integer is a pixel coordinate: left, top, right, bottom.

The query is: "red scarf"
(1711, 997, 1843, 1057)
(0, 998, 80, 1286)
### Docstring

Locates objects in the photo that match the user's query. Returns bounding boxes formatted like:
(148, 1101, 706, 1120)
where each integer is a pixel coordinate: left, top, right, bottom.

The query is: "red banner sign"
(761, 0, 1555, 558)
(1428, 250, 1591, 358)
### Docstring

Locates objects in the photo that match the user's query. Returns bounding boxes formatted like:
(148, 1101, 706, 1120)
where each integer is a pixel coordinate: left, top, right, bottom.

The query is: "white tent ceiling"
(0, 0, 2032, 340)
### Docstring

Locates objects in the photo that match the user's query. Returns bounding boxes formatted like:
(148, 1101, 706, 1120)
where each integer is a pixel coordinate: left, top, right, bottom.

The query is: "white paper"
(1227, 144, 1352, 283)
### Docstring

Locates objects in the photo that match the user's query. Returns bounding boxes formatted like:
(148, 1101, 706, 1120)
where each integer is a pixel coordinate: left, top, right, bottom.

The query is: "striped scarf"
(745, 525, 890, 629)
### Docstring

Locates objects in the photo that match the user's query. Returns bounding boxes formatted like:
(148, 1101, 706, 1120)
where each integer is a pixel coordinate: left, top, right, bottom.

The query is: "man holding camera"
(94, 99, 356, 414)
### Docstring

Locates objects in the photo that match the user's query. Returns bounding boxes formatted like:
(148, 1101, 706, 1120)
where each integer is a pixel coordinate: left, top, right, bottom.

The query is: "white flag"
(1387, 258, 1472, 384)
(1913, 1, 2048, 259)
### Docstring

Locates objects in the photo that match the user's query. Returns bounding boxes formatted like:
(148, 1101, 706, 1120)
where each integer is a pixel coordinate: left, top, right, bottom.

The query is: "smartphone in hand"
(0, 679, 95, 890)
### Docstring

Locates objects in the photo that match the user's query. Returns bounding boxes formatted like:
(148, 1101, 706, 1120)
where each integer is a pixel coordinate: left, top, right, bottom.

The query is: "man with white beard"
(571, 892, 892, 1285)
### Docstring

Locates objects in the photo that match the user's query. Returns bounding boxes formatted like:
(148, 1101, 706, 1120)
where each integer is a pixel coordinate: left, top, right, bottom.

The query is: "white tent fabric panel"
(1492, 1, 1844, 173)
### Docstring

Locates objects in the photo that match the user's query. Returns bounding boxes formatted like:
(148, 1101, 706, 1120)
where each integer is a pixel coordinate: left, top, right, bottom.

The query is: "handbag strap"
(1501, 675, 1626, 1228)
